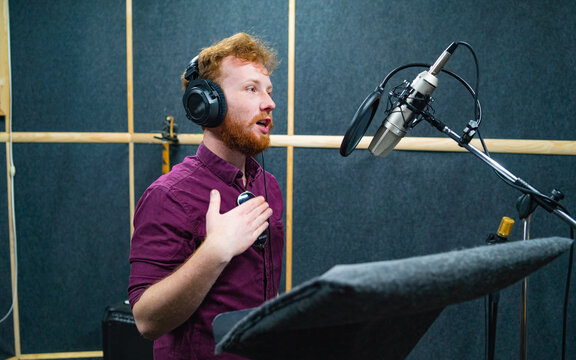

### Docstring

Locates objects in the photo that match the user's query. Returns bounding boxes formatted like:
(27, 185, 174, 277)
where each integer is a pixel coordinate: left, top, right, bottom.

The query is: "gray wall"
(2, 0, 575, 359)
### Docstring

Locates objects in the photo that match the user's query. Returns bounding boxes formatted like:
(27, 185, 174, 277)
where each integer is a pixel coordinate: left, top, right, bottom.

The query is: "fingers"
(253, 220, 270, 238)
(208, 189, 270, 223)
(207, 189, 221, 216)
(240, 196, 273, 224)
(205, 190, 272, 254)
(254, 202, 273, 224)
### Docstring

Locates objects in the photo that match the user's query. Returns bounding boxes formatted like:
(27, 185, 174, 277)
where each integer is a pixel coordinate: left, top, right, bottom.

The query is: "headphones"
(182, 56, 227, 128)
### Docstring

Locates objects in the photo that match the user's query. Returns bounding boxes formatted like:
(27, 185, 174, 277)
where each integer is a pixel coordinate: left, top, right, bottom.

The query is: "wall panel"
(10, 1, 126, 133)
(293, 149, 576, 279)
(295, 0, 576, 141)
(13, 143, 130, 354)
(292, 148, 576, 358)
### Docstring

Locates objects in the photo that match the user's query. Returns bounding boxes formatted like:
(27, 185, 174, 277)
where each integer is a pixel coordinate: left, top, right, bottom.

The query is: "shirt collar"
(196, 142, 262, 185)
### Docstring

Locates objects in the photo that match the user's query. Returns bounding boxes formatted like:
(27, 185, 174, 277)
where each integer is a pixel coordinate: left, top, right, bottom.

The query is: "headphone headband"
(184, 56, 199, 81)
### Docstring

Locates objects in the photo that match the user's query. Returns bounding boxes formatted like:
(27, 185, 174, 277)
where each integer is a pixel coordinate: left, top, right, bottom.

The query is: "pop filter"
(339, 87, 384, 157)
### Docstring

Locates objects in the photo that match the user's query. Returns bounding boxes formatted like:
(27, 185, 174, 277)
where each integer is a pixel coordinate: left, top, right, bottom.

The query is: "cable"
(0, 0, 17, 325)
(455, 41, 480, 126)
(260, 152, 276, 297)
(261, 152, 268, 204)
(378, 63, 483, 131)
(384, 50, 570, 219)
(490, 167, 569, 214)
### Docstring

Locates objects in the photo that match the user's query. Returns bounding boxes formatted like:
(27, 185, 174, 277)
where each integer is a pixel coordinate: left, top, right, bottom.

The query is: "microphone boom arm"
(426, 115, 576, 229)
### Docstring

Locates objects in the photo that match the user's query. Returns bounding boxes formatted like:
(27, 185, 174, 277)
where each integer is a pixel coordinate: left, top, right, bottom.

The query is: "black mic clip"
(460, 120, 478, 145)
(515, 188, 564, 220)
(389, 80, 434, 129)
(389, 81, 412, 109)
(550, 188, 565, 202)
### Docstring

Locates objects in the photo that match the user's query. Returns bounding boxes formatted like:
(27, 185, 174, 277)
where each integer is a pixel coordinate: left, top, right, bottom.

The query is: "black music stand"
(213, 237, 573, 360)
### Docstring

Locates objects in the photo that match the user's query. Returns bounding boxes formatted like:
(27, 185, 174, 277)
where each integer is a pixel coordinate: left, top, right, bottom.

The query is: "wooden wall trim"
(285, 0, 296, 292)
(5, 351, 103, 359)
(126, 0, 135, 237)
(2, 132, 575, 156)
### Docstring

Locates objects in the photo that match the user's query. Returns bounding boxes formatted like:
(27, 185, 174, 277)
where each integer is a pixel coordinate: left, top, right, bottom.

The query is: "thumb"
(207, 189, 221, 216)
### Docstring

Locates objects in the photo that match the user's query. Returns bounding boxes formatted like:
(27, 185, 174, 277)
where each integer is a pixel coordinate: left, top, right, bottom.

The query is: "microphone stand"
(486, 236, 505, 360)
(519, 216, 530, 360)
(425, 116, 576, 229)
(423, 115, 576, 360)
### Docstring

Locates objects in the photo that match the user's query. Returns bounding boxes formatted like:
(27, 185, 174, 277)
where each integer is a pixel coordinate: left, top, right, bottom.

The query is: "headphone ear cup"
(182, 79, 227, 128)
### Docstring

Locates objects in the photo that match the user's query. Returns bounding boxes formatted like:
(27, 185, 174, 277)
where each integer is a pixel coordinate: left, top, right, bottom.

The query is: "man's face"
(217, 56, 275, 157)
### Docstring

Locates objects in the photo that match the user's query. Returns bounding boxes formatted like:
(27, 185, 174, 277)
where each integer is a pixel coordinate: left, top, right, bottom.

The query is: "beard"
(219, 112, 273, 157)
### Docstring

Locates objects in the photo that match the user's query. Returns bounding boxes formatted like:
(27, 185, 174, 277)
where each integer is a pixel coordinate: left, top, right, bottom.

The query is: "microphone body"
(369, 42, 457, 157)
(369, 71, 438, 157)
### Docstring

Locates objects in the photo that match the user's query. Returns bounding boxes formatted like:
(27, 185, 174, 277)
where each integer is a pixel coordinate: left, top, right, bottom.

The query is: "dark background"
(2, 0, 575, 358)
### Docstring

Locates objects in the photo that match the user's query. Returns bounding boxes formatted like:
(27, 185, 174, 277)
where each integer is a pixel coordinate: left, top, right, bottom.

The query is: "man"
(128, 33, 285, 360)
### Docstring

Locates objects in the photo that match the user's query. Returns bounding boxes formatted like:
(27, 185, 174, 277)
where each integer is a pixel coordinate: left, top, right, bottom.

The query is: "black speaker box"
(102, 300, 153, 360)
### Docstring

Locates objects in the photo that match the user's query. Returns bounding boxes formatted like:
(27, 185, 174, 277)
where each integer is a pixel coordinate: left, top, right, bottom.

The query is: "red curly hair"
(181, 32, 278, 90)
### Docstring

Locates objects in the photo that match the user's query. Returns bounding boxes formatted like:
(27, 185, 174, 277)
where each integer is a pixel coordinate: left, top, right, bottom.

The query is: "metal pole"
(519, 216, 530, 360)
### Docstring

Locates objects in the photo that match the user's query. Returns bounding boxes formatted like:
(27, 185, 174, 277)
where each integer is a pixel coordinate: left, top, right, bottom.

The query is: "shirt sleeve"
(127, 184, 200, 307)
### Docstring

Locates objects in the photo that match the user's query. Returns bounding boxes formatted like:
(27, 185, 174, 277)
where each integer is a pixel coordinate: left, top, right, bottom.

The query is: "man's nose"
(261, 93, 275, 112)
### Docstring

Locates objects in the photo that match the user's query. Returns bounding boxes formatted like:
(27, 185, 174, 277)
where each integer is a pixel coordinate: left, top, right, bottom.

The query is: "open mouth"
(256, 118, 270, 126)
(255, 117, 272, 133)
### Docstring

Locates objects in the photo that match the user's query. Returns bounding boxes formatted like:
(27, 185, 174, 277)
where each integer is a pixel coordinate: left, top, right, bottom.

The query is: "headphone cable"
(260, 151, 276, 296)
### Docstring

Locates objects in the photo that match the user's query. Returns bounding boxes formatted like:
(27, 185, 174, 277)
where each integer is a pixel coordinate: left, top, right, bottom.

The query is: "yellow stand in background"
(155, 116, 178, 174)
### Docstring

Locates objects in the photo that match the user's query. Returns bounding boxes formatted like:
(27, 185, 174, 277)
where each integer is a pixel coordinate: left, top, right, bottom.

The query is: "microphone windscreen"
(340, 88, 383, 157)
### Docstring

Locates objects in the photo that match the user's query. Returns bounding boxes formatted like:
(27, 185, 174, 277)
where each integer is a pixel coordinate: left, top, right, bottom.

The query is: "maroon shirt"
(128, 143, 284, 360)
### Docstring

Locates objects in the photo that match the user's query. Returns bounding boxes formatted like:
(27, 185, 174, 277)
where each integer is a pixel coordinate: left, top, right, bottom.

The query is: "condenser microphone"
(368, 42, 458, 157)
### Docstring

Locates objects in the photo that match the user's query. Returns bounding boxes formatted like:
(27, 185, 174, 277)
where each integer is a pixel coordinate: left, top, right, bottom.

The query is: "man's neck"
(202, 130, 247, 176)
